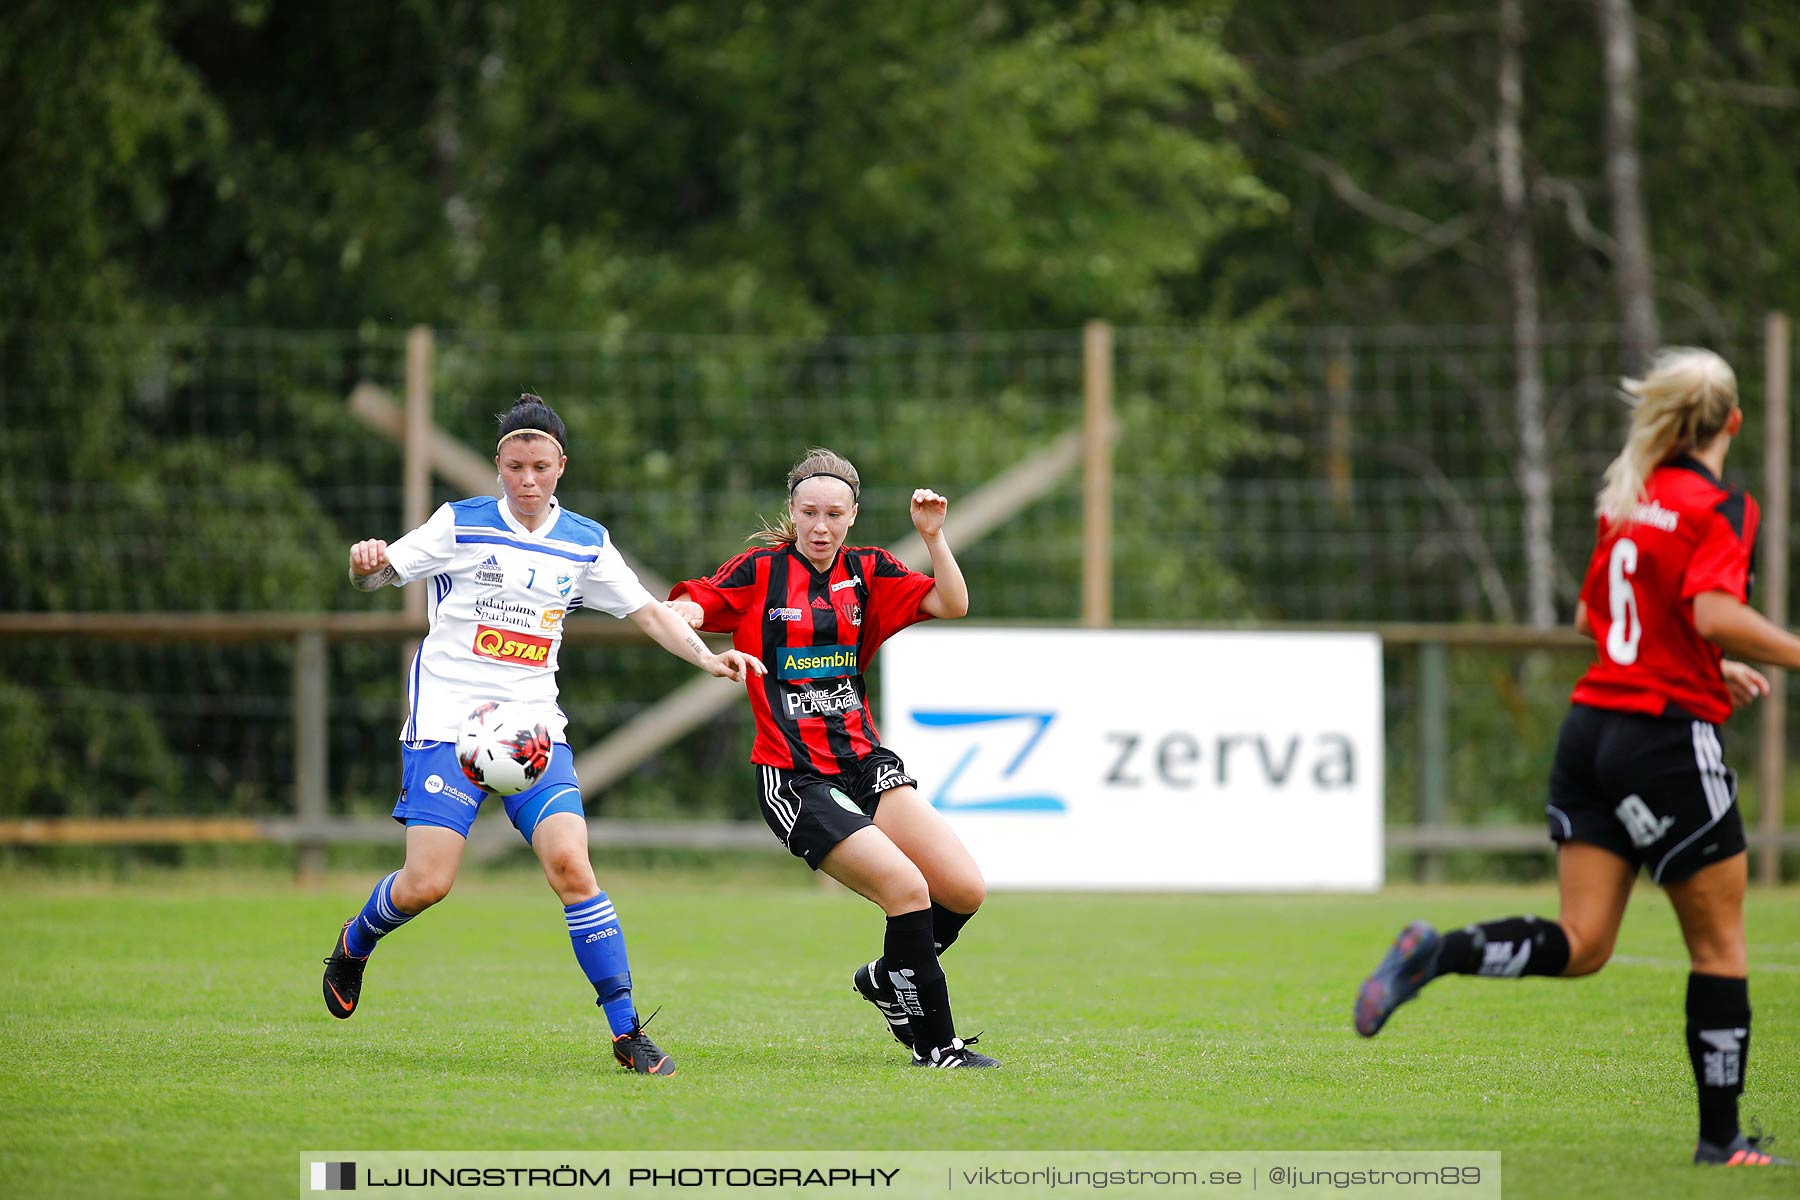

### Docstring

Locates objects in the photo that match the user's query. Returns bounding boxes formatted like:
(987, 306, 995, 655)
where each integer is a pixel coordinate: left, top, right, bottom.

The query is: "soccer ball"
(456, 701, 553, 795)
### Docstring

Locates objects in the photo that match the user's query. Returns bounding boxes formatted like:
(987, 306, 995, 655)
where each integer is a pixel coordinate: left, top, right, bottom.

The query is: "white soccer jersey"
(381, 495, 654, 742)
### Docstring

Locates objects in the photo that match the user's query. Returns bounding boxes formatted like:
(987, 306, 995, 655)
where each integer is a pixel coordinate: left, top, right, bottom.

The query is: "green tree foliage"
(520, 1, 1282, 332)
(15, 2, 1799, 829)
(1217, 1, 1800, 328)
(1209, 2, 1800, 626)
(84, 1, 1277, 333)
(1212, 2, 1800, 832)
(3, 2, 1282, 821)
(0, 2, 226, 323)
(1631, 4, 1800, 325)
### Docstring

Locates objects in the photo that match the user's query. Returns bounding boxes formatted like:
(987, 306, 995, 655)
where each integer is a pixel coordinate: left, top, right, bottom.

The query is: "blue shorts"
(391, 740, 585, 844)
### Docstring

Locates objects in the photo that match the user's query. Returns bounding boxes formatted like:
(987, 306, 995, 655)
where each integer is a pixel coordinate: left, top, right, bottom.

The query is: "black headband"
(790, 471, 858, 498)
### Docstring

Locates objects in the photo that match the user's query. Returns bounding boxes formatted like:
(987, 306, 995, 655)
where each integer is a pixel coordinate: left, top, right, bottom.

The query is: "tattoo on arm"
(684, 634, 708, 659)
(349, 564, 398, 591)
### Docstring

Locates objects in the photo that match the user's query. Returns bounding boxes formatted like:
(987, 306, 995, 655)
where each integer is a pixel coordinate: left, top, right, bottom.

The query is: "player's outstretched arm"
(347, 539, 398, 590)
(1693, 590, 1800, 671)
(912, 488, 968, 619)
(628, 600, 766, 683)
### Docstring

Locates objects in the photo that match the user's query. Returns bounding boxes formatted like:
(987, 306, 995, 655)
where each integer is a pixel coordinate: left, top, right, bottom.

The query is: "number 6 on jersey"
(1606, 537, 1640, 665)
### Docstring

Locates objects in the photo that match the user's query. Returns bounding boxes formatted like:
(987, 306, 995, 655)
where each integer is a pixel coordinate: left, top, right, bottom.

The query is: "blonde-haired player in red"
(666, 447, 996, 1068)
(1354, 348, 1793, 1167)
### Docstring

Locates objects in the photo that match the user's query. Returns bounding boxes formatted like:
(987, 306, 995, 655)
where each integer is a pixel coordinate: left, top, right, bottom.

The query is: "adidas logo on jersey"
(475, 554, 504, 587)
(811, 595, 832, 610)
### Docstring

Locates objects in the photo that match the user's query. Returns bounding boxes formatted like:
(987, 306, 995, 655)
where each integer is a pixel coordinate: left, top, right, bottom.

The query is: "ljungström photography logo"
(310, 1161, 355, 1191)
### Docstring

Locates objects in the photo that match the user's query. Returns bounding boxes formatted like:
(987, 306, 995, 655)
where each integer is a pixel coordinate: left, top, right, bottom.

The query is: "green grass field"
(3, 868, 1797, 1198)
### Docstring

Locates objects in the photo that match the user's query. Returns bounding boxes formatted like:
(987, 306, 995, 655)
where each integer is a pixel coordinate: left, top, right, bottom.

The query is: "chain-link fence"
(5, 320, 1786, 620)
(2, 320, 1792, 847)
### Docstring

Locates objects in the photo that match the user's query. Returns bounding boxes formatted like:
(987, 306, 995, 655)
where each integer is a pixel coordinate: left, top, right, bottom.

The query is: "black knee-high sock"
(1686, 973, 1750, 1147)
(930, 901, 974, 954)
(1436, 916, 1571, 978)
(881, 908, 955, 1052)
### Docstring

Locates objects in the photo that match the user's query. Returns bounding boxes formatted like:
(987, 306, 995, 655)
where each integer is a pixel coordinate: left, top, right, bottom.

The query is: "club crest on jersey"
(767, 607, 805, 622)
(555, 573, 573, 598)
(472, 624, 551, 667)
(475, 554, 504, 587)
(776, 644, 859, 680)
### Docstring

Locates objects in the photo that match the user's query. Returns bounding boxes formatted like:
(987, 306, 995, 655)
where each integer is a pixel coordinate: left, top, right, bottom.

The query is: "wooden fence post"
(1759, 311, 1790, 886)
(293, 630, 328, 884)
(403, 326, 434, 625)
(1416, 641, 1448, 883)
(1082, 321, 1114, 628)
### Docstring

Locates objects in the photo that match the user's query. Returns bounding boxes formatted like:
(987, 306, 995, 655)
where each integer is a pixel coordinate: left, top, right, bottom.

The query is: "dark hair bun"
(496, 391, 568, 451)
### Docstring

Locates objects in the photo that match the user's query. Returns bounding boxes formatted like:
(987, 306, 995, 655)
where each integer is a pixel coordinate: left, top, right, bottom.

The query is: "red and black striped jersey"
(1571, 456, 1758, 725)
(672, 544, 938, 774)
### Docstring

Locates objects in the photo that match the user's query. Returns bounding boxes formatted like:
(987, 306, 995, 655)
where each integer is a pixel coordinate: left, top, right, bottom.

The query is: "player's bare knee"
(1560, 923, 1613, 976)
(396, 871, 453, 910)
(1564, 940, 1613, 977)
(544, 850, 596, 897)
(939, 873, 985, 914)
(883, 871, 931, 916)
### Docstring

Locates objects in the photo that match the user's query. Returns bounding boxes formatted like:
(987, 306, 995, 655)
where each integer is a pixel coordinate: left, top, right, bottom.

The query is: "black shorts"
(754, 747, 917, 870)
(1545, 703, 1746, 884)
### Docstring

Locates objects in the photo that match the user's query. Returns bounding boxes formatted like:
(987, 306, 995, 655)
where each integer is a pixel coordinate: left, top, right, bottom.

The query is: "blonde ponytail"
(1596, 348, 1738, 525)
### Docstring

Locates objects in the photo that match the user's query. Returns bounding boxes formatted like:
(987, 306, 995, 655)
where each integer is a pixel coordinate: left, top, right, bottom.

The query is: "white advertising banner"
(880, 627, 1384, 891)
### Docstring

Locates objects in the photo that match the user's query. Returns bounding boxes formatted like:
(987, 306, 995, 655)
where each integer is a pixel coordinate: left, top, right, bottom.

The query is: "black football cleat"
(911, 1034, 1000, 1069)
(853, 960, 916, 1049)
(321, 920, 369, 1020)
(1694, 1131, 1792, 1166)
(1354, 920, 1442, 1038)
(612, 1018, 676, 1076)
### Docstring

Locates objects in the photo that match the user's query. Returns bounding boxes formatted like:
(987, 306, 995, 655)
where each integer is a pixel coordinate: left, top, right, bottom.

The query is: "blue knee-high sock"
(343, 871, 416, 958)
(565, 892, 637, 1036)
